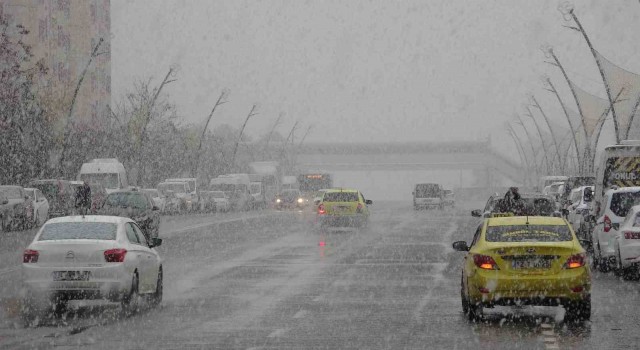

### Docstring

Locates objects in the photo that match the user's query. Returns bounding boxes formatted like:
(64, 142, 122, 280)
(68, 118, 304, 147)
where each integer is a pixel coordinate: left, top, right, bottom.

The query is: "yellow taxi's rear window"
(323, 192, 358, 202)
(486, 224, 572, 242)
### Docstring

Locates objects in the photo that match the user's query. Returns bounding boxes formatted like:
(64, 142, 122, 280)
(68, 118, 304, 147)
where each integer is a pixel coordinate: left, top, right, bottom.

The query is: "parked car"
(24, 188, 49, 227)
(28, 180, 74, 218)
(613, 205, 640, 280)
(98, 190, 161, 239)
(21, 215, 163, 326)
(0, 185, 32, 231)
(591, 186, 640, 272)
(142, 189, 166, 213)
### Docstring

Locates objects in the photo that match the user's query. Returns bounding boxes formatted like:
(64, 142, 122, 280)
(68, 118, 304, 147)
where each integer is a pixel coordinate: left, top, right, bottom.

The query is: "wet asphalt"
(1, 202, 640, 349)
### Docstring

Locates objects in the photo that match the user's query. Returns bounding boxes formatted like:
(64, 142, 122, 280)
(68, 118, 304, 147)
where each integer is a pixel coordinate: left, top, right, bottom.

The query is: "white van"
(78, 158, 127, 194)
(594, 141, 640, 210)
(210, 174, 252, 211)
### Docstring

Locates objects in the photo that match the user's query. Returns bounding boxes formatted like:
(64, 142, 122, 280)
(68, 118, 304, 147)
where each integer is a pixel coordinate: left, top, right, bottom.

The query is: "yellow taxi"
(452, 216, 591, 321)
(317, 188, 372, 228)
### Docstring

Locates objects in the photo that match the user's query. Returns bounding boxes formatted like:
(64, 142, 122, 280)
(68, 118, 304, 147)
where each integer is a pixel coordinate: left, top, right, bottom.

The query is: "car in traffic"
(591, 186, 640, 272)
(142, 188, 166, 213)
(316, 188, 372, 228)
(24, 187, 49, 227)
(200, 190, 231, 212)
(28, 179, 75, 218)
(98, 190, 161, 239)
(472, 192, 559, 218)
(158, 181, 192, 213)
(20, 215, 163, 325)
(0, 185, 32, 231)
(412, 183, 444, 210)
(565, 186, 594, 240)
(275, 189, 306, 210)
(614, 205, 640, 280)
(453, 216, 591, 322)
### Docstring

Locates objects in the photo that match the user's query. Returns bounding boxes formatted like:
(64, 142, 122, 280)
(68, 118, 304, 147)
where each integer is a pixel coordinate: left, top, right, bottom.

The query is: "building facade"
(1, 0, 111, 128)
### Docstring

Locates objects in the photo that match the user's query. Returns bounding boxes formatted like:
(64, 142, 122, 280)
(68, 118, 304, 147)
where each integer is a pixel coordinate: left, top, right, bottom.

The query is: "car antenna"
(526, 215, 529, 225)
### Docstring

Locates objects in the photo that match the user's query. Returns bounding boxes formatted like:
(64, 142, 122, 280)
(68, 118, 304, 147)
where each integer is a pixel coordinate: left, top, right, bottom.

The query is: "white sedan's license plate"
(52, 271, 91, 281)
(511, 259, 551, 269)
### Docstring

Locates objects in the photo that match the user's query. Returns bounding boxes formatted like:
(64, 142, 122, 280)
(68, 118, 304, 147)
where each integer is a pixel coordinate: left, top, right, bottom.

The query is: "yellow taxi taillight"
(564, 253, 586, 269)
(473, 254, 499, 270)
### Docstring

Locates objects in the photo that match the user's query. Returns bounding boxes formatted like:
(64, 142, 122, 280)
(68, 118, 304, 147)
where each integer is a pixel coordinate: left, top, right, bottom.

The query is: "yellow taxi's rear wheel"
(460, 275, 468, 314)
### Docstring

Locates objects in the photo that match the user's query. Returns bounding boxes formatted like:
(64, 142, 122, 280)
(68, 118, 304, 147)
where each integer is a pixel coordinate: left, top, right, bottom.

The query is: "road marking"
(165, 212, 277, 235)
(267, 328, 288, 338)
(540, 322, 560, 350)
(0, 267, 18, 277)
(412, 221, 459, 324)
(293, 310, 308, 319)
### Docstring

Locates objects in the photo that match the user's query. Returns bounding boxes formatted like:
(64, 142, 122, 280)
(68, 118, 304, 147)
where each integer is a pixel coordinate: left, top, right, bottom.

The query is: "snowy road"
(1, 203, 640, 349)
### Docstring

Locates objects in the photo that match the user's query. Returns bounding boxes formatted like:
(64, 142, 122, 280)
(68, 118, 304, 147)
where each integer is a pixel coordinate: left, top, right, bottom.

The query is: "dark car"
(0, 185, 32, 231)
(98, 189, 161, 239)
(274, 189, 305, 210)
(472, 192, 559, 218)
(28, 179, 75, 218)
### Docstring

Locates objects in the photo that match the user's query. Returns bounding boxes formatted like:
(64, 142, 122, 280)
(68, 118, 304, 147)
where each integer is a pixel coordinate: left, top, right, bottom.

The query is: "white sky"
(111, 0, 640, 155)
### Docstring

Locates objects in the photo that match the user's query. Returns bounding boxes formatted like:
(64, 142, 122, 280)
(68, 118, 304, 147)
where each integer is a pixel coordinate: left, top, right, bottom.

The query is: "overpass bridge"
(292, 141, 524, 187)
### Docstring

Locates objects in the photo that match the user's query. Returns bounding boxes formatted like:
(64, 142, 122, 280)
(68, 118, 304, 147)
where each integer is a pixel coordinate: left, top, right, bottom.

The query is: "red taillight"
(104, 249, 127, 263)
(356, 203, 363, 213)
(23, 249, 39, 263)
(624, 231, 640, 239)
(318, 204, 326, 215)
(570, 285, 584, 293)
(564, 253, 586, 269)
(473, 254, 499, 270)
(604, 215, 612, 233)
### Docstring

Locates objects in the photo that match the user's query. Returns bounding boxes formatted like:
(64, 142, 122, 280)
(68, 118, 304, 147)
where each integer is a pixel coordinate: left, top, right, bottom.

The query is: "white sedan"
(615, 205, 640, 280)
(21, 215, 163, 325)
(24, 187, 49, 227)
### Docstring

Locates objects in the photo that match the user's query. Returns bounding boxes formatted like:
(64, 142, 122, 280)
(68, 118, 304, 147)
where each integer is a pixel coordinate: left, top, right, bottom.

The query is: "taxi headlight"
(276, 198, 281, 203)
(297, 198, 304, 203)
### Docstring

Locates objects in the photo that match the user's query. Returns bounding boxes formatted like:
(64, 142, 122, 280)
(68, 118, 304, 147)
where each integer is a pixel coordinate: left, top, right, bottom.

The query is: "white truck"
(249, 174, 267, 209)
(248, 161, 282, 203)
(78, 158, 128, 194)
(281, 175, 299, 190)
(209, 174, 252, 211)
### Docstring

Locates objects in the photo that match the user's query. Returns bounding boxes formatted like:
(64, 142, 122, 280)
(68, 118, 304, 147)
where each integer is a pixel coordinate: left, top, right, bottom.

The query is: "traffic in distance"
(5, 141, 640, 326)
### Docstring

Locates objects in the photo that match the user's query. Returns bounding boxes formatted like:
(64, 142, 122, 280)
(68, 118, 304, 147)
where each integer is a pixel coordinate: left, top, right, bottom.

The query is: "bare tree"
(193, 90, 228, 176)
(57, 37, 104, 176)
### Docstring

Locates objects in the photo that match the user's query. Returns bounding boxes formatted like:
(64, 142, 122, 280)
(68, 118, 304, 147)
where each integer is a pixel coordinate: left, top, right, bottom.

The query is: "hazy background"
(111, 0, 640, 159)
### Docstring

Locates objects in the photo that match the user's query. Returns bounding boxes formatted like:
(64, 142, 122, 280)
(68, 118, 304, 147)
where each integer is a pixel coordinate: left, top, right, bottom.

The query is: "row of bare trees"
(0, 15, 311, 188)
